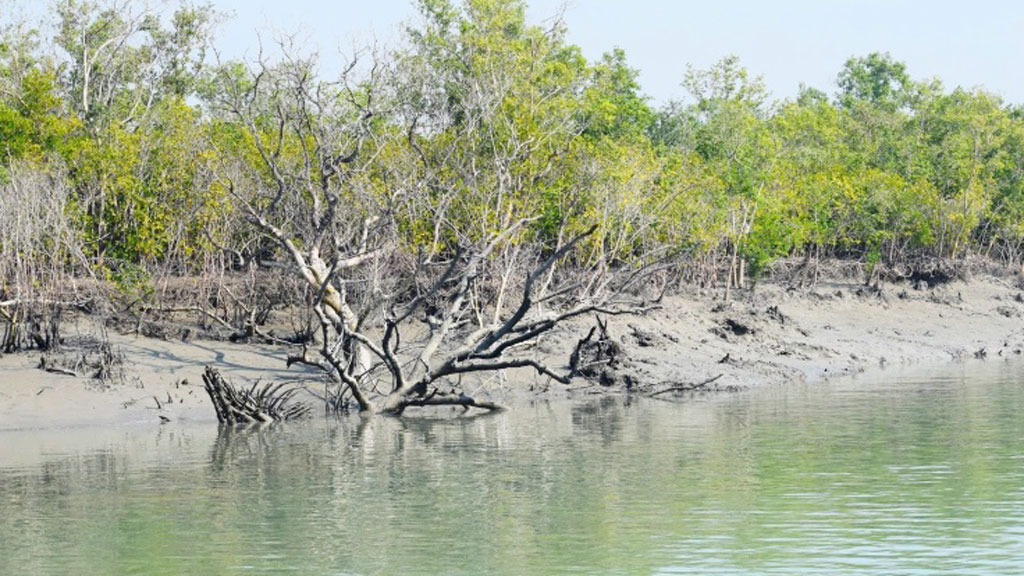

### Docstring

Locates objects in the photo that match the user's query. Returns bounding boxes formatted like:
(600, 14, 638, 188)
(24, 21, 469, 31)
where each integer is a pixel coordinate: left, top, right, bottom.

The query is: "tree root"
(201, 366, 311, 424)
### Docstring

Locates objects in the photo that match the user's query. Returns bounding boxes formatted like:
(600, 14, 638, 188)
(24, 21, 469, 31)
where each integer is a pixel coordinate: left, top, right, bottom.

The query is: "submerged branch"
(388, 390, 505, 416)
(648, 374, 724, 398)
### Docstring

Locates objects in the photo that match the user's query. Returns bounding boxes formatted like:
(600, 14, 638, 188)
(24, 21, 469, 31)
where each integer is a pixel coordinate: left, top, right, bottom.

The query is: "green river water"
(3, 361, 1024, 575)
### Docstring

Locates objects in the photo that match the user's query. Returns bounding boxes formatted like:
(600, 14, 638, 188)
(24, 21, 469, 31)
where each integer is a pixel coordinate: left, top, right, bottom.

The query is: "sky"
(205, 0, 1024, 105)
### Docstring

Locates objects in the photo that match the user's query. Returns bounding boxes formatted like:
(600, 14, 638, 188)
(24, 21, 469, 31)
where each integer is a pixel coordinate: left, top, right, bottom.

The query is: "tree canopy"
(3, 0, 1024, 298)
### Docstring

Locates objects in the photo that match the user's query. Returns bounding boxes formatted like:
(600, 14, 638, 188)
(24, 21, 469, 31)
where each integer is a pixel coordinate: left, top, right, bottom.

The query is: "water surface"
(3, 361, 1024, 574)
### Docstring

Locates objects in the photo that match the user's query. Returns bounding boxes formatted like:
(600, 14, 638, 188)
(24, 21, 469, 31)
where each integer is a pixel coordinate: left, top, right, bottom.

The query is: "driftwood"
(201, 366, 310, 424)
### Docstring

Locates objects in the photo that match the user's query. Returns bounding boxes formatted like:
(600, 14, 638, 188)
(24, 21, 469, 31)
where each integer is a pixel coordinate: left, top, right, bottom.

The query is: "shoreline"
(2, 274, 1023, 431)
(565, 276, 1023, 397)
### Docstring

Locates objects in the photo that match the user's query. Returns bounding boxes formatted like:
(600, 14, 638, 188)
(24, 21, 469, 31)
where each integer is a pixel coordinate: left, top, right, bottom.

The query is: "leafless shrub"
(0, 162, 93, 352)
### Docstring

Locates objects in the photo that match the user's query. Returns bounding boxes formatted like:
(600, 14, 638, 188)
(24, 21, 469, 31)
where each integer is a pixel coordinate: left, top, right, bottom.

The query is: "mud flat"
(3, 274, 1024, 430)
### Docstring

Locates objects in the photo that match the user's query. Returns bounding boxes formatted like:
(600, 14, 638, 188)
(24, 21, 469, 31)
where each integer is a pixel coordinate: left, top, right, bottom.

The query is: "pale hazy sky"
(210, 0, 1024, 105)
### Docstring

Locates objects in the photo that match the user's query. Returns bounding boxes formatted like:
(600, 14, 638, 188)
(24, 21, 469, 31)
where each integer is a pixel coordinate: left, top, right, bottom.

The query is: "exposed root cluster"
(38, 334, 126, 384)
(202, 366, 310, 424)
(570, 317, 636, 389)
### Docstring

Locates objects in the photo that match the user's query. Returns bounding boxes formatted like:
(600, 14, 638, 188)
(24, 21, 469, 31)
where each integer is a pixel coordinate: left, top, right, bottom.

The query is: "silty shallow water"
(2, 360, 1024, 575)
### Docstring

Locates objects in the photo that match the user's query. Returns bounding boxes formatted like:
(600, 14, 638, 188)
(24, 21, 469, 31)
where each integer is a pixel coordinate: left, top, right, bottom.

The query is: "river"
(2, 361, 1024, 574)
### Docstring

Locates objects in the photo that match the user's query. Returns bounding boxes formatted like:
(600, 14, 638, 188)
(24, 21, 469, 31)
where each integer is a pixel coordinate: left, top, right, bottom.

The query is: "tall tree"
(836, 51, 912, 112)
(684, 56, 776, 294)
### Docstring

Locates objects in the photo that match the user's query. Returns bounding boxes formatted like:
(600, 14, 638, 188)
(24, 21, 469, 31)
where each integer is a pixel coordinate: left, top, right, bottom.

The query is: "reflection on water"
(3, 361, 1024, 575)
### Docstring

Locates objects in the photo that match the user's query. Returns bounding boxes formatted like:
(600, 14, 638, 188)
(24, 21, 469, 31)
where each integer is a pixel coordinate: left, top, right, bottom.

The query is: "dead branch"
(648, 374, 724, 398)
(389, 389, 505, 416)
(38, 357, 79, 378)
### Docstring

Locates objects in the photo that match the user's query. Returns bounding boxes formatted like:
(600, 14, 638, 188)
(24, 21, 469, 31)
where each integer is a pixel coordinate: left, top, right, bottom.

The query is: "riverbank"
(559, 274, 1024, 396)
(2, 273, 1024, 430)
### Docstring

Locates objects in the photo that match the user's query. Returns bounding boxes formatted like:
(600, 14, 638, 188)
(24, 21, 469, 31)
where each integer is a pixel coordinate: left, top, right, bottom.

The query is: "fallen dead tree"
(275, 221, 651, 416)
(205, 40, 657, 417)
(202, 366, 311, 424)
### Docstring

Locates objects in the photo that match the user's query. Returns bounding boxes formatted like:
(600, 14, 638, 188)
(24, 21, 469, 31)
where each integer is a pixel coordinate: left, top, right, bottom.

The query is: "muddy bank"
(3, 274, 1024, 430)
(0, 332, 323, 430)
(554, 275, 1024, 398)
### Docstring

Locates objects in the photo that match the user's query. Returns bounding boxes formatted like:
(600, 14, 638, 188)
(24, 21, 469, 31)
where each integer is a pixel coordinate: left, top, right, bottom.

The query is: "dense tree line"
(4, 0, 1024, 345)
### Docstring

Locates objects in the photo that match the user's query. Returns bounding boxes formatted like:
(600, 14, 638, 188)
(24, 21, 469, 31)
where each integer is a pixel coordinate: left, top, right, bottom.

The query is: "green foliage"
(582, 48, 653, 140)
(397, 0, 592, 250)
(837, 52, 912, 111)
(53, 0, 218, 129)
(104, 257, 154, 302)
(0, 69, 77, 160)
(3, 0, 1024, 293)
